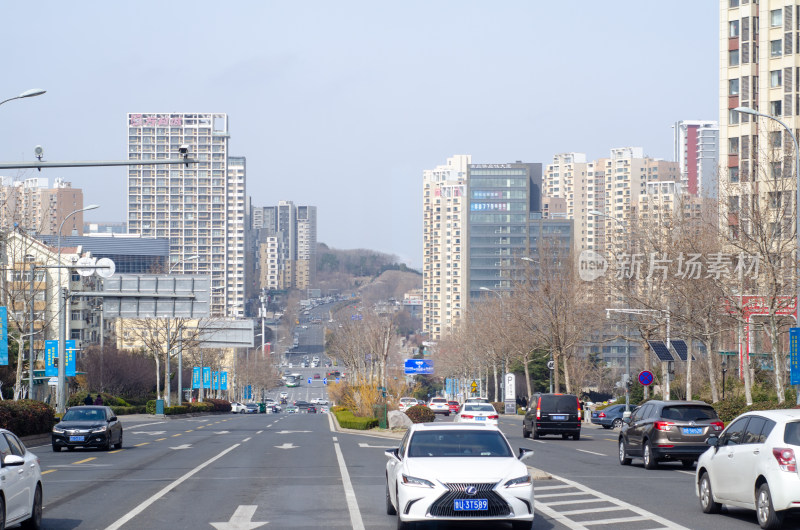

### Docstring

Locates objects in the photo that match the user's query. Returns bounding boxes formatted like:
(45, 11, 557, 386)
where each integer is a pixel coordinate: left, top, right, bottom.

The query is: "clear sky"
(0, 1, 718, 269)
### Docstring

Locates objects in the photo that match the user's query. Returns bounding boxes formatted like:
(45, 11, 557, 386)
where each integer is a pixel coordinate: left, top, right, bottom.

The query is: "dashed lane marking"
(155, 438, 167, 442)
(41, 469, 56, 475)
(576, 449, 606, 456)
(172, 434, 182, 437)
(135, 443, 150, 447)
(72, 457, 96, 465)
(109, 449, 124, 454)
(186, 430, 194, 432)
(256, 430, 263, 434)
(242, 437, 251, 442)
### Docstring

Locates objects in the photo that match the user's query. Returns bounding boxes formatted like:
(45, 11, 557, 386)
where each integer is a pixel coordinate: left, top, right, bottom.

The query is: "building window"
(729, 0, 738, 6)
(770, 131, 782, 147)
(729, 49, 739, 66)
(729, 78, 740, 95)
(771, 70, 783, 87)
(771, 162, 783, 179)
(729, 20, 740, 37)
(770, 9, 782, 27)
(729, 137, 739, 154)
(771, 100, 783, 116)
(771, 39, 783, 57)
(729, 109, 740, 124)
(729, 167, 739, 183)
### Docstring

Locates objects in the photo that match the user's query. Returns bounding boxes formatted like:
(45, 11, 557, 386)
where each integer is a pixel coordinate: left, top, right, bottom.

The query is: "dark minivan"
(522, 393, 582, 440)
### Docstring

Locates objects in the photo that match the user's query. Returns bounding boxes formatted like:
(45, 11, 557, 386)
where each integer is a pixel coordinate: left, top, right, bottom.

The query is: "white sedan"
(397, 397, 417, 412)
(385, 423, 534, 529)
(696, 409, 800, 529)
(0, 429, 42, 528)
(454, 403, 500, 426)
(230, 402, 247, 414)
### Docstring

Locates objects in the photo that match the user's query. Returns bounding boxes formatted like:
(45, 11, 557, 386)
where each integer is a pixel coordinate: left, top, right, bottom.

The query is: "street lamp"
(169, 255, 199, 274)
(0, 88, 46, 107)
(733, 106, 800, 405)
(57, 204, 99, 413)
(166, 254, 199, 407)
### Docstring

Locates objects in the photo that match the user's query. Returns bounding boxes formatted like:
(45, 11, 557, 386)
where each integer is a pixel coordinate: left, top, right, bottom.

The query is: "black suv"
(522, 393, 582, 440)
(618, 400, 723, 469)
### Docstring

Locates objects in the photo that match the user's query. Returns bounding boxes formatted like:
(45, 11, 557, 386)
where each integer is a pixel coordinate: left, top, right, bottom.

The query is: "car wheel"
(114, 431, 123, 450)
(602, 425, 611, 429)
(643, 440, 658, 470)
(562, 433, 569, 440)
(618, 439, 631, 465)
(681, 459, 694, 469)
(612, 418, 623, 429)
(573, 432, 580, 441)
(21, 483, 42, 530)
(0, 495, 6, 530)
(698, 472, 721, 514)
(522, 425, 530, 439)
(756, 482, 784, 529)
(396, 516, 414, 530)
(103, 435, 112, 451)
(385, 482, 396, 515)
(52, 444, 61, 452)
(532, 426, 540, 440)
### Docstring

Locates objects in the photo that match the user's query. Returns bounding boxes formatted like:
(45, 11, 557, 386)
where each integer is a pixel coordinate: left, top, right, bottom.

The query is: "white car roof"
(738, 409, 800, 422)
(409, 422, 495, 431)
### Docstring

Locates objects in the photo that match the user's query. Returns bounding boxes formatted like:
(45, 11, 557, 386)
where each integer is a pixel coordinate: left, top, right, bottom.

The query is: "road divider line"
(104, 443, 240, 530)
(155, 438, 166, 441)
(576, 449, 606, 456)
(134, 443, 149, 447)
(109, 449, 125, 454)
(332, 439, 364, 530)
(186, 430, 194, 432)
(172, 434, 182, 437)
(41, 469, 56, 475)
(256, 430, 263, 434)
(242, 437, 251, 442)
(72, 457, 96, 465)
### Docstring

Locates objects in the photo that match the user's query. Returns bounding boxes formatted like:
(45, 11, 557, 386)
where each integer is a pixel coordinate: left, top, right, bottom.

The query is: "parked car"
(522, 393, 582, 440)
(591, 404, 637, 429)
(0, 429, 42, 528)
(397, 397, 418, 412)
(619, 400, 723, 469)
(448, 401, 460, 414)
(385, 423, 534, 529)
(454, 403, 499, 426)
(245, 403, 259, 414)
(230, 402, 247, 414)
(428, 397, 450, 416)
(52, 406, 123, 451)
(696, 409, 800, 529)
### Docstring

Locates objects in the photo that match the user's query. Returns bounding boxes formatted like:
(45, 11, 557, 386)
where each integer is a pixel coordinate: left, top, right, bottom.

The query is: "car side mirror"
(385, 448, 401, 461)
(3, 455, 24, 467)
(622, 416, 631, 424)
(109, 416, 117, 422)
(518, 448, 534, 462)
(706, 435, 719, 447)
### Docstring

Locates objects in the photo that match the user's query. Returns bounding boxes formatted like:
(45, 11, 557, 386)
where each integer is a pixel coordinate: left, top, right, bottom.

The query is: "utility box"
(155, 399, 165, 415)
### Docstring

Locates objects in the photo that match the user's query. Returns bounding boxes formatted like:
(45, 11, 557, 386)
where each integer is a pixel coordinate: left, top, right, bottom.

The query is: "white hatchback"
(0, 429, 42, 529)
(428, 397, 451, 416)
(385, 423, 534, 529)
(696, 409, 800, 529)
(455, 403, 499, 426)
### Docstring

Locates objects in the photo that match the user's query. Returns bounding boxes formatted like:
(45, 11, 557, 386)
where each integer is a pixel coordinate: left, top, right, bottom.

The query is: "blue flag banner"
(0, 307, 7, 366)
(212, 371, 219, 390)
(65, 340, 76, 377)
(192, 367, 201, 389)
(202, 367, 211, 389)
(45, 340, 58, 377)
(220, 371, 228, 390)
(791, 328, 800, 385)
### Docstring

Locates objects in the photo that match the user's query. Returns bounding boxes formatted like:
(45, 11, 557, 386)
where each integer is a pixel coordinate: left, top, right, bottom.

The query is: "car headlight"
(402, 474, 435, 488)
(52, 427, 64, 433)
(504, 475, 532, 488)
(91, 425, 108, 433)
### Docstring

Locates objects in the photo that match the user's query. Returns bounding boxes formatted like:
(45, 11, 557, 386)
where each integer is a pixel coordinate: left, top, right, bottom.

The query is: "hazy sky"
(0, 2, 718, 269)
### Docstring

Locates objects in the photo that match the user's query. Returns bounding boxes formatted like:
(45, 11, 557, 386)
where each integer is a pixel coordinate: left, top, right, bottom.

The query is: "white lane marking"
(276, 430, 311, 434)
(676, 470, 695, 476)
(124, 422, 166, 429)
(169, 444, 192, 450)
(104, 443, 240, 530)
(242, 437, 251, 443)
(131, 431, 166, 436)
(532, 440, 546, 444)
(333, 439, 365, 530)
(256, 430, 263, 434)
(275, 443, 297, 449)
(358, 442, 396, 449)
(576, 449, 606, 457)
(210, 505, 268, 530)
(328, 411, 335, 432)
(535, 473, 691, 530)
(214, 431, 230, 435)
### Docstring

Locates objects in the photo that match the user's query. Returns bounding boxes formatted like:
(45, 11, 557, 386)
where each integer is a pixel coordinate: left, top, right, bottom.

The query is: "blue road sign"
(791, 328, 800, 385)
(404, 359, 434, 375)
(335, 378, 340, 384)
(638, 370, 654, 386)
(323, 377, 328, 385)
(307, 378, 312, 384)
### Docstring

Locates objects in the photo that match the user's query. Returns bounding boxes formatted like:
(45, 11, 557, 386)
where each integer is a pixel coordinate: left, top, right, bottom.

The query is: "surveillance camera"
(178, 145, 189, 155)
(34, 145, 44, 160)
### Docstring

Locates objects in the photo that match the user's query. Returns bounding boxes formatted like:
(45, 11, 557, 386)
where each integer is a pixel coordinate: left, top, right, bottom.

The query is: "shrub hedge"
(110, 406, 146, 415)
(713, 397, 798, 422)
(334, 409, 379, 429)
(490, 402, 504, 414)
(0, 400, 55, 437)
(69, 392, 130, 408)
(147, 398, 229, 415)
(404, 404, 435, 423)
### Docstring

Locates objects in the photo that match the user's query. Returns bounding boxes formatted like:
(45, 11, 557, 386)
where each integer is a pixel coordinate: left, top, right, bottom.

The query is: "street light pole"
(734, 107, 800, 406)
(480, 286, 507, 400)
(0, 88, 46, 108)
(56, 205, 99, 414)
(164, 255, 198, 407)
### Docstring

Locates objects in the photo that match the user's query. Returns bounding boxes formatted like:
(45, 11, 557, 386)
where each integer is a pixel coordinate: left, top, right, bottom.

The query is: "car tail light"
(654, 421, 674, 431)
(773, 448, 797, 472)
(487, 415, 498, 420)
(536, 397, 541, 420)
(598, 412, 606, 418)
(710, 421, 724, 431)
(462, 415, 474, 419)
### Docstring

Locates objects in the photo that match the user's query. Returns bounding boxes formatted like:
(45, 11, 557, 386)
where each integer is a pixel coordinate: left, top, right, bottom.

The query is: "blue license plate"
(552, 415, 567, 421)
(475, 416, 486, 421)
(69, 436, 84, 442)
(682, 427, 702, 435)
(454, 499, 488, 511)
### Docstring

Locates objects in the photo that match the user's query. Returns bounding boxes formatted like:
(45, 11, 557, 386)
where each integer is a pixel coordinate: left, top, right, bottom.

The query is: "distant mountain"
(316, 243, 420, 294)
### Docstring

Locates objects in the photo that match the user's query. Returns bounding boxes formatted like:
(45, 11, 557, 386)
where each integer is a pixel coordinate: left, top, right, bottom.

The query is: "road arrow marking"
(358, 442, 396, 449)
(170, 444, 192, 450)
(276, 430, 311, 434)
(132, 431, 166, 436)
(275, 442, 297, 449)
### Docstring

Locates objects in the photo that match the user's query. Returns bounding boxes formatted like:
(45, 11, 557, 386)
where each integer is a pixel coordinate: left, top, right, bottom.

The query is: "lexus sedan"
(52, 406, 123, 451)
(385, 423, 534, 529)
(0, 429, 42, 528)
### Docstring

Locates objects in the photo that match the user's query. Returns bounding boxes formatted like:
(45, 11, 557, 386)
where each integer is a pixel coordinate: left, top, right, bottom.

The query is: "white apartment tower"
(422, 154, 470, 341)
(226, 156, 247, 317)
(127, 112, 242, 316)
(296, 205, 317, 290)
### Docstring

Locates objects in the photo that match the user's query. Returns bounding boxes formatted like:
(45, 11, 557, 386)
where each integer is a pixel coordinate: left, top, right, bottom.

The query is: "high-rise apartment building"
(673, 120, 719, 197)
(226, 157, 247, 318)
(126, 112, 242, 316)
(296, 205, 317, 290)
(0, 177, 84, 236)
(422, 155, 470, 340)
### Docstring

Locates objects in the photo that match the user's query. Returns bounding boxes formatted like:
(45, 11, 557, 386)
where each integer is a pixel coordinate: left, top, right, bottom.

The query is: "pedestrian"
(94, 394, 103, 405)
(83, 394, 93, 406)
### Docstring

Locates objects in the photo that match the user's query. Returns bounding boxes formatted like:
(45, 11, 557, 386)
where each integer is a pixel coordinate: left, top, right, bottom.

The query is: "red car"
(448, 401, 460, 414)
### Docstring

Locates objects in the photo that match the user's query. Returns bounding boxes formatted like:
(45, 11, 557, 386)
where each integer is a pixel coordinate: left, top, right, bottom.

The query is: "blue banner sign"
(0, 308, 7, 366)
(791, 328, 800, 385)
(404, 359, 434, 375)
(212, 371, 219, 390)
(45, 340, 58, 377)
(202, 367, 211, 389)
(220, 371, 228, 390)
(192, 367, 201, 389)
(65, 340, 76, 377)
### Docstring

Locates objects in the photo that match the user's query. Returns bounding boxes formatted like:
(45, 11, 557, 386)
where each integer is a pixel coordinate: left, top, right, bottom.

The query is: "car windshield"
(464, 404, 495, 412)
(540, 395, 577, 413)
(407, 430, 512, 458)
(63, 408, 105, 422)
(661, 405, 718, 421)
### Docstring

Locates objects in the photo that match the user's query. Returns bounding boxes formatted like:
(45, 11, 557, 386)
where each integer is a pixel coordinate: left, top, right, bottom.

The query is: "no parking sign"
(638, 370, 654, 386)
